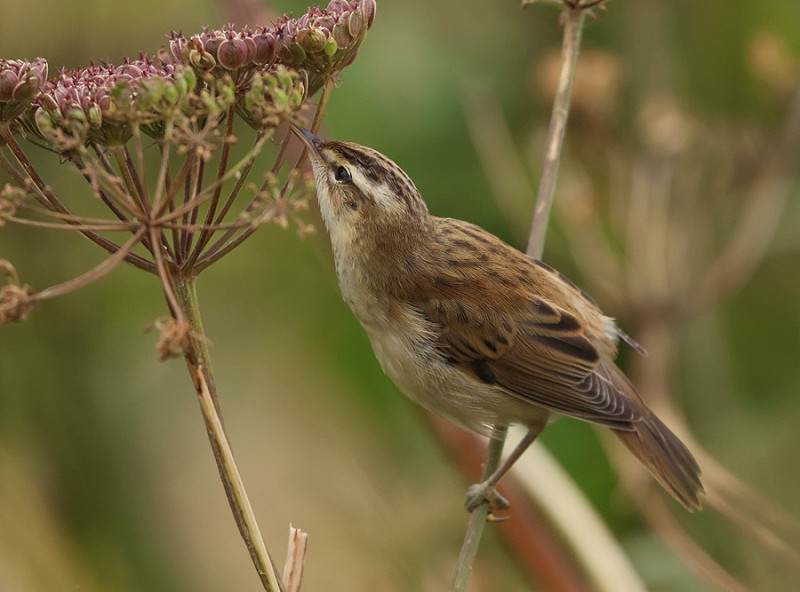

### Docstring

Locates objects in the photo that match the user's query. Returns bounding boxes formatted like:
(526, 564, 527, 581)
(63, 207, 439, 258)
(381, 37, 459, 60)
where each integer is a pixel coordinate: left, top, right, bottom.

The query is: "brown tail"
(613, 413, 704, 511)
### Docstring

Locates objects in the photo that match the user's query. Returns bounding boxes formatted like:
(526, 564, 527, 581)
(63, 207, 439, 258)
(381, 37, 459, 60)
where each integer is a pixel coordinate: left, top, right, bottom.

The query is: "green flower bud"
(33, 106, 54, 134)
(189, 49, 216, 71)
(323, 37, 338, 58)
(162, 82, 179, 106)
(87, 103, 103, 128)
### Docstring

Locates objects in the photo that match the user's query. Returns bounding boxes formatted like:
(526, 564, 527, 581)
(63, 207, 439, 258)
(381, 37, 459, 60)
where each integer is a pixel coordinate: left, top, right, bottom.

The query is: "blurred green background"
(1, 0, 799, 590)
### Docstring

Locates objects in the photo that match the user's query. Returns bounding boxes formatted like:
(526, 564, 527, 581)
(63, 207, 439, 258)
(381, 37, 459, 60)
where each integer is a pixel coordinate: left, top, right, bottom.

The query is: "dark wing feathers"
(421, 296, 642, 429)
(410, 219, 702, 509)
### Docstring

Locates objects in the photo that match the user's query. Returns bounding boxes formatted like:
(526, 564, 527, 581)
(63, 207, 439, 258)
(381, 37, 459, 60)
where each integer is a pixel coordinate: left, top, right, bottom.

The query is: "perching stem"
(450, 425, 508, 592)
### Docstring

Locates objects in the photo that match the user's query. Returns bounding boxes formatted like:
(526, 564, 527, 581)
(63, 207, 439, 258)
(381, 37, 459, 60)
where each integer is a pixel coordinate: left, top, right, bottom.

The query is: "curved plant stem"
(34, 227, 148, 301)
(451, 5, 587, 590)
(195, 78, 335, 272)
(0, 130, 155, 272)
(175, 275, 284, 592)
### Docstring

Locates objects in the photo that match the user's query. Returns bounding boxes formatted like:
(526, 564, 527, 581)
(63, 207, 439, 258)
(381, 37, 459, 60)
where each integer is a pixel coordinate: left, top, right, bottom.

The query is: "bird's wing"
(420, 295, 643, 429)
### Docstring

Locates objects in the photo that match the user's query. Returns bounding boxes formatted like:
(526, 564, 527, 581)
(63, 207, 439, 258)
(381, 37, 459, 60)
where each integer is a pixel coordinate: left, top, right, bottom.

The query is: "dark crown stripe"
(331, 142, 423, 213)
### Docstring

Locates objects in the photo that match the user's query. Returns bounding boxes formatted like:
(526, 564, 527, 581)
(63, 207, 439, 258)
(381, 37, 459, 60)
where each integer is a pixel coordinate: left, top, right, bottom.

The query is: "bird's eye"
(334, 166, 351, 182)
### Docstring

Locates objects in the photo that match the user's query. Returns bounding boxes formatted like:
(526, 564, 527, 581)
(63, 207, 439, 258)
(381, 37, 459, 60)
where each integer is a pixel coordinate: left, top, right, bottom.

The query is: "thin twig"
(155, 133, 271, 227)
(0, 131, 156, 273)
(151, 225, 183, 321)
(5, 216, 137, 232)
(195, 81, 334, 271)
(130, 126, 151, 209)
(112, 146, 146, 212)
(185, 105, 237, 264)
(527, 7, 586, 259)
(85, 145, 148, 219)
(451, 426, 508, 592)
(34, 227, 148, 301)
(150, 125, 175, 215)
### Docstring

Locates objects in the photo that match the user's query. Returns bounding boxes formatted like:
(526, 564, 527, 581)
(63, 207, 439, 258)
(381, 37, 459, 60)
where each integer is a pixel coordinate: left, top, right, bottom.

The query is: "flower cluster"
(32, 58, 199, 148)
(0, 0, 376, 323)
(167, 0, 376, 96)
(3, 0, 375, 154)
(0, 58, 48, 122)
(276, 0, 376, 94)
(238, 65, 306, 130)
(168, 26, 278, 74)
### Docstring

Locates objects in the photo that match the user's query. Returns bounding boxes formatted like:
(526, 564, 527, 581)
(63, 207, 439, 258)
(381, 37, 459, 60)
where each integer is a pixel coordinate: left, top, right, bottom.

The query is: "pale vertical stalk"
(450, 426, 507, 592)
(528, 7, 586, 259)
(451, 5, 588, 590)
(175, 276, 284, 592)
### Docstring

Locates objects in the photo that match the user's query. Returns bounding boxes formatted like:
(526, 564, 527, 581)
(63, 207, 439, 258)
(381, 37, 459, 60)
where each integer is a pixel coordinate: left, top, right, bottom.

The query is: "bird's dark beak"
(289, 122, 323, 161)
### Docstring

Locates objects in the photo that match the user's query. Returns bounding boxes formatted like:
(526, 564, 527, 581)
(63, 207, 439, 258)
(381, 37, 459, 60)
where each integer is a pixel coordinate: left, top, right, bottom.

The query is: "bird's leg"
(465, 428, 541, 512)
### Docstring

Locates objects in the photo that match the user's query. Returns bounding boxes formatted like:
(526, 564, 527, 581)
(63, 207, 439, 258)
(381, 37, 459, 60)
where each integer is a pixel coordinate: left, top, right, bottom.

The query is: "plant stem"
(0, 129, 155, 272)
(527, 6, 586, 259)
(34, 227, 147, 301)
(451, 5, 587, 590)
(195, 79, 334, 272)
(451, 426, 508, 592)
(175, 275, 284, 592)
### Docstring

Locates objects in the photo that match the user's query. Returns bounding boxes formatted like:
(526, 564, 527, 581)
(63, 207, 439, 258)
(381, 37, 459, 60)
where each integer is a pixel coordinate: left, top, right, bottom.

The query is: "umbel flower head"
(32, 58, 199, 148)
(0, 58, 48, 122)
(0, 0, 376, 330)
(166, 0, 375, 96)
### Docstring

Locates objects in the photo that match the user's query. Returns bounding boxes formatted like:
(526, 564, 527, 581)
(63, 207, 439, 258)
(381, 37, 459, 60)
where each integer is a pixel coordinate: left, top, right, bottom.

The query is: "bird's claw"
(465, 482, 510, 513)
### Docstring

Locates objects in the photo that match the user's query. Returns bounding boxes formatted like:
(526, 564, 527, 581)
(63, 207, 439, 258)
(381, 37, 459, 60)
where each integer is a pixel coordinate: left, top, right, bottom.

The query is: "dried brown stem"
(185, 105, 237, 267)
(1, 131, 155, 273)
(451, 425, 508, 592)
(175, 276, 284, 592)
(5, 216, 136, 232)
(85, 145, 148, 219)
(151, 225, 183, 321)
(527, 6, 585, 259)
(195, 80, 334, 272)
(33, 227, 148, 301)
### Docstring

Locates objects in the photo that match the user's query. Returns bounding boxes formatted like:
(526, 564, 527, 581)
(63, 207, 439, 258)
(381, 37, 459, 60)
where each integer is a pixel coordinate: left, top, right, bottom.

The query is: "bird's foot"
(465, 481, 510, 513)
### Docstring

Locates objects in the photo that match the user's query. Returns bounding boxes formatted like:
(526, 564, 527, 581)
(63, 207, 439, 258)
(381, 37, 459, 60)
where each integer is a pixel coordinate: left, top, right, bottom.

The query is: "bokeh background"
(2, 0, 799, 590)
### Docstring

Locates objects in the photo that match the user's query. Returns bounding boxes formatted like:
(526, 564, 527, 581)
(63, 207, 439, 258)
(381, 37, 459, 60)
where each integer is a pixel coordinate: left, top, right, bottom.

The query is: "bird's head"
(291, 125, 431, 251)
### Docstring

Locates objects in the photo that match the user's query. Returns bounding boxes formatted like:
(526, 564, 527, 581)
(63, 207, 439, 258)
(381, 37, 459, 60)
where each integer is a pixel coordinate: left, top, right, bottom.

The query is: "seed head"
(0, 58, 49, 122)
(31, 58, 198, 148)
